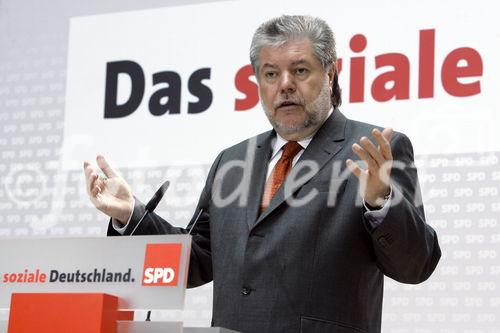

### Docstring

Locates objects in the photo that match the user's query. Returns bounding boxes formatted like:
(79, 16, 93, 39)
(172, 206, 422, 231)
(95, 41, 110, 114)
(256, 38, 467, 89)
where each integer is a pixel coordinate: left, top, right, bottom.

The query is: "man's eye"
(296, 68, 308, 75)
(265, 72, 277, 79)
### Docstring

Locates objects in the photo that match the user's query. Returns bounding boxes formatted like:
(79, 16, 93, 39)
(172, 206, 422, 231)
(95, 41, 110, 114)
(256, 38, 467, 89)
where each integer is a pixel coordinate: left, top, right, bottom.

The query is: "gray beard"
(262, 79, 332, 136)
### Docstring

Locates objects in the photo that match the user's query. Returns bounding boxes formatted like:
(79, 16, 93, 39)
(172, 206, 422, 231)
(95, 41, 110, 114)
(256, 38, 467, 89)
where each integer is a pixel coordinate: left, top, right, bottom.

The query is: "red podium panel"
(8, 293, 132, 333)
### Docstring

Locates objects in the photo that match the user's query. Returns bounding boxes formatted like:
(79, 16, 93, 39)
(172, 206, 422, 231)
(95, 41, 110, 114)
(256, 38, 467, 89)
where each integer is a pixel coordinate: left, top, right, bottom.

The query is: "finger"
(382, 127, 393, 142)
(96, 155, 118, 178)
(91, 183, 102, 197)
(90, 191, 105, 211)
(83, 162, 97, 195)
(375, 128, 393, 159)
(360, 136, 384, 166)
(346, 159, 364, 179)
(352, 143, 378, 171)
(84, 166, 104, 198)
(83, 161, 94, 180)
(372, 129, 393, 160)
(88, 174, 99, 197)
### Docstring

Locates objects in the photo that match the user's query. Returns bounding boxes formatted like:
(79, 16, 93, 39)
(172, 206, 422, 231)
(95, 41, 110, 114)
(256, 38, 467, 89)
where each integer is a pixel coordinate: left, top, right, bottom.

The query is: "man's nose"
(279, 72, 296, 94)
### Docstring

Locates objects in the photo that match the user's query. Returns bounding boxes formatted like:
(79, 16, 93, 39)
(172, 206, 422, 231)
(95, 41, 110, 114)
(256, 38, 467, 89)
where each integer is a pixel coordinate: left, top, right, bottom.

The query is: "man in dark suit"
(84, 15, 440, 333)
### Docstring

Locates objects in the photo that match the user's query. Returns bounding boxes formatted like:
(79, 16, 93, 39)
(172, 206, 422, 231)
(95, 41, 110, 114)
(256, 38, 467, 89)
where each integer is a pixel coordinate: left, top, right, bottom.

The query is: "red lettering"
(3, 269, 47, 283)
(418, 29, 435, 98)
(234, 64, 259, 111)
(234, 29, 483, 106)
(442, 47, 483, 97)
(349, 34, 367, 103)
(372, 53, 410, 102)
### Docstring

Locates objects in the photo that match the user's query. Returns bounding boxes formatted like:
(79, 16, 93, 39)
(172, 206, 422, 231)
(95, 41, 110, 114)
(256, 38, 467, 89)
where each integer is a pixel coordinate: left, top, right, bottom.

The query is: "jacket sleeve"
(365, 132, 441, 284)
(106, 150, 225, 288)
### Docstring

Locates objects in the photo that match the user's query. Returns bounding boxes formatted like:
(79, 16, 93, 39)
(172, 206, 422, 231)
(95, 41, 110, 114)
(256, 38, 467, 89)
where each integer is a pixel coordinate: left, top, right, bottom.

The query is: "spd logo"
(142, 243, 182, 286)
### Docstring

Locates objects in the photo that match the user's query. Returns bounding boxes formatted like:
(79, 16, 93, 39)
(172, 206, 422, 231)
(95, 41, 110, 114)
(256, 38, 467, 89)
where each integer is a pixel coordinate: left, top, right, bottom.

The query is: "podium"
(0, 235, 238, 333)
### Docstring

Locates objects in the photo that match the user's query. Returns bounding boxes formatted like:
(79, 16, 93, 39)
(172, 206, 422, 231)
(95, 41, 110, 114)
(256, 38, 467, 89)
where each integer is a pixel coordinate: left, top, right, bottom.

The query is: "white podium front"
(0, 236, 240, 332)
(0, 235, 192, 310)
(117, 322, 238, 333)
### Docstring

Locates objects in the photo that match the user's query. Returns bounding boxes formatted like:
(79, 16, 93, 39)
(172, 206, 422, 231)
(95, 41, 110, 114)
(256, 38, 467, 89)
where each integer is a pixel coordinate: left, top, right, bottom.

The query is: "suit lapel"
(245, 131, 275, 230)
(252, 109, 347, 229)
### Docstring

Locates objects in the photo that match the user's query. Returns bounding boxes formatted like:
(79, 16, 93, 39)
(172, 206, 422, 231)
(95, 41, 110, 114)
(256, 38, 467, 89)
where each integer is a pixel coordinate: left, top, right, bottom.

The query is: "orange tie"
(260, 141, 303, 212)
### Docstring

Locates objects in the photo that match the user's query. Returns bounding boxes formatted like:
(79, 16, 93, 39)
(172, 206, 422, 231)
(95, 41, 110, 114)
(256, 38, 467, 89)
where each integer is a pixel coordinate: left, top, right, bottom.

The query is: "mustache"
(273, 94, 305, 109)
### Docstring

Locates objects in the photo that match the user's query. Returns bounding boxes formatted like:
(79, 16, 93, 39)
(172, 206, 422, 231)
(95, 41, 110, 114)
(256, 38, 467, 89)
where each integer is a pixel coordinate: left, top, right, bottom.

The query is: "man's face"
(257, 38, 334, 140)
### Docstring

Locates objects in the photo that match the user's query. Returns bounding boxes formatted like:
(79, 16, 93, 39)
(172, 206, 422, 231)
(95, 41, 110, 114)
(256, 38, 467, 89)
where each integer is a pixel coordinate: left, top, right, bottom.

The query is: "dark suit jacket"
(108, 109, 441, 333)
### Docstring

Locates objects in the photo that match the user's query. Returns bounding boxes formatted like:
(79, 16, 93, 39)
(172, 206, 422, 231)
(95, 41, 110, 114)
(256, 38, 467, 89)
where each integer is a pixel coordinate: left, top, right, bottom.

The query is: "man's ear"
(327, 63, 335, 87)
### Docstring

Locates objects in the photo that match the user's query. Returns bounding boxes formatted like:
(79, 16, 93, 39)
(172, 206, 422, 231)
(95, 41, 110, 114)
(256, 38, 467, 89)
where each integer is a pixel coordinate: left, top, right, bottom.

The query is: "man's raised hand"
(346, 128, 393, 208)
(83, 155, 134, 225)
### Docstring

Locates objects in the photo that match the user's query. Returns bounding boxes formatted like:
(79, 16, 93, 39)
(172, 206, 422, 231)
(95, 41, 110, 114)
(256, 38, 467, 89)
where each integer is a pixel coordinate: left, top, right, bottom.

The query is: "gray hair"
(250, 15, 341, 107)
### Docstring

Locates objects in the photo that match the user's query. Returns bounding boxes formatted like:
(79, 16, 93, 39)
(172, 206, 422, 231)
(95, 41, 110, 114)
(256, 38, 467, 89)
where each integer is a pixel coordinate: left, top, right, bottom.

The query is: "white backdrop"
(1, 0, 499, 331)
(64, 0, 498, 168)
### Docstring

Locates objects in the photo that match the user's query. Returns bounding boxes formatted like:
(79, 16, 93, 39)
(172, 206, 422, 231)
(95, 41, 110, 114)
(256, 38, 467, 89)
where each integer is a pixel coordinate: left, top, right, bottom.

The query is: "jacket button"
(241, 287, 251, 295)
